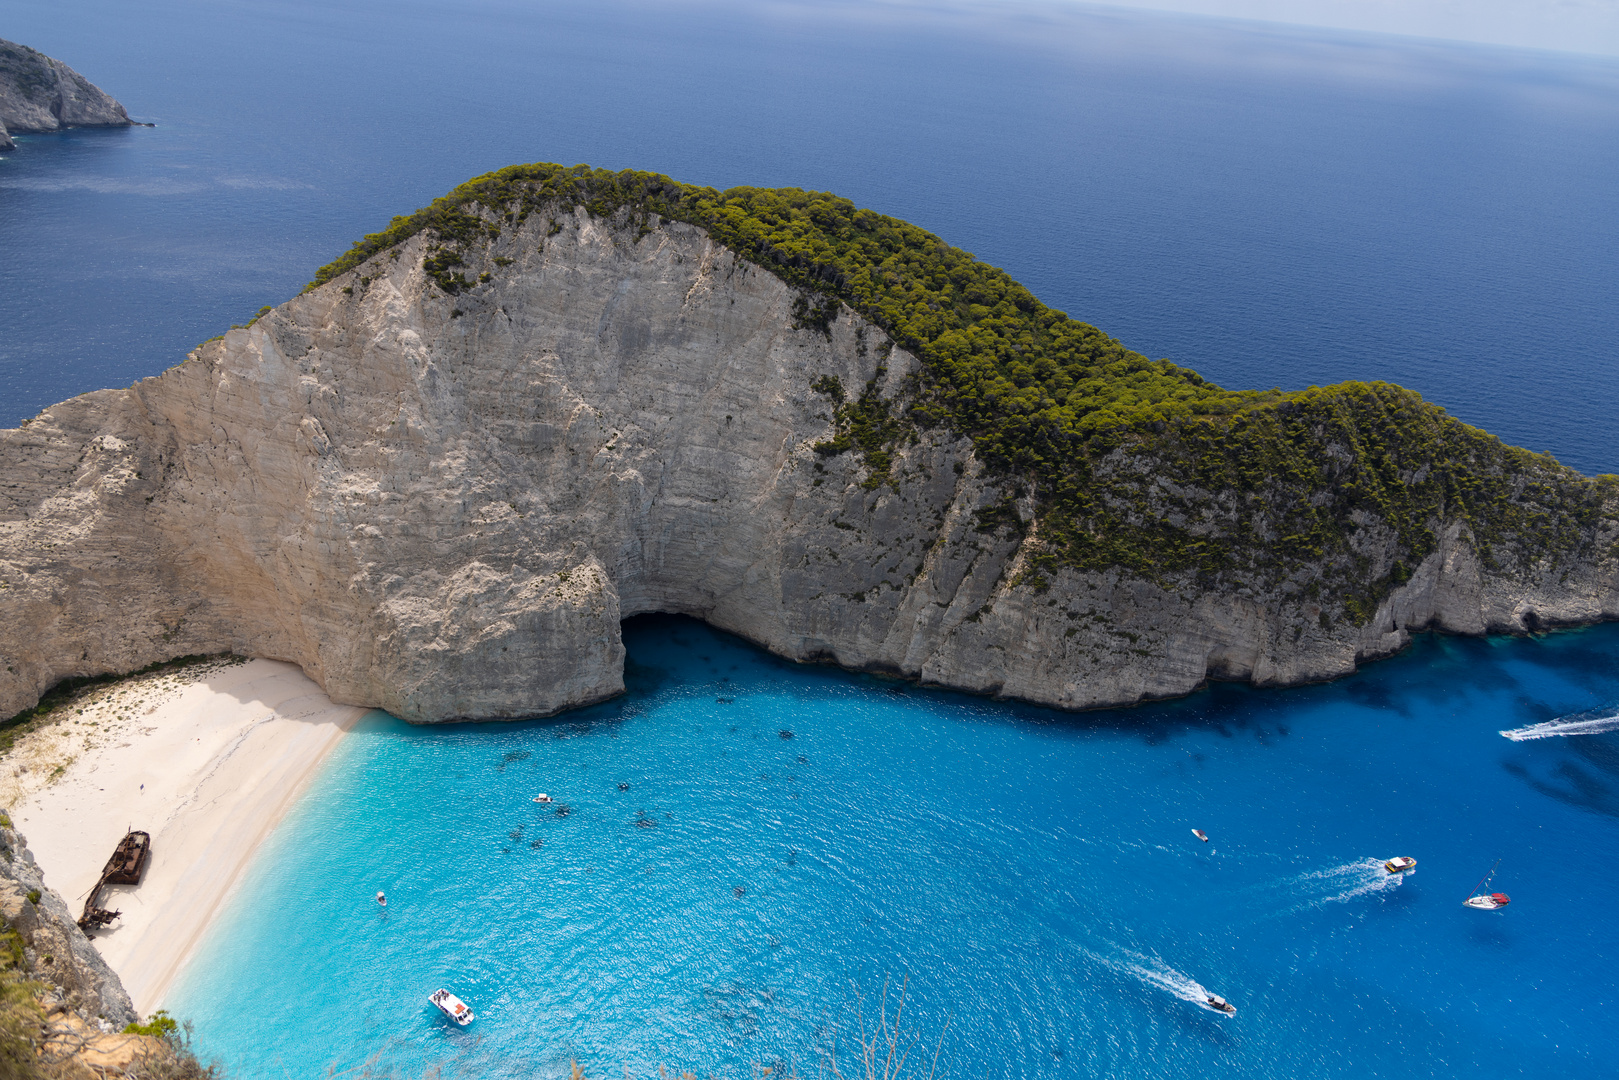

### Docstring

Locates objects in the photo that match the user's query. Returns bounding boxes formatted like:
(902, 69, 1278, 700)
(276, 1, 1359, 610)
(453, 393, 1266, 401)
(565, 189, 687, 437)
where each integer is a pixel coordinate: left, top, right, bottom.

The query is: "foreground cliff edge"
(3, 164, 1617, 722)
(0, 817, 217, 1076)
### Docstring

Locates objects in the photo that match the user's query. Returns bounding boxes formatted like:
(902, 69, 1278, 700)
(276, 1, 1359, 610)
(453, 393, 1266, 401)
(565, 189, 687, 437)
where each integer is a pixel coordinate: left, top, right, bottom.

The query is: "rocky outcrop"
(0, 39, 133, 144)
(0, 818, 204, 1077)
(2, 208, 1617, 722)
(0, 819, 136, 1029)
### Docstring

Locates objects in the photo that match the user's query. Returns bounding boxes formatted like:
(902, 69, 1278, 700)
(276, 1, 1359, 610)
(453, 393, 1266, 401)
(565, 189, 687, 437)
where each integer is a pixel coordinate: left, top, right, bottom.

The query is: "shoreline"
(3, 657, 366, 1014)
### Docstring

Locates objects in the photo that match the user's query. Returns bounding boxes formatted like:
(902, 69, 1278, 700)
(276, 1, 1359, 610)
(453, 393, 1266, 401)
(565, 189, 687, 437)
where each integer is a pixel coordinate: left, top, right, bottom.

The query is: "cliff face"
(0, 820, 136, 1028)
(0, 38, 133, 149)
(2, 208, 1617, 722)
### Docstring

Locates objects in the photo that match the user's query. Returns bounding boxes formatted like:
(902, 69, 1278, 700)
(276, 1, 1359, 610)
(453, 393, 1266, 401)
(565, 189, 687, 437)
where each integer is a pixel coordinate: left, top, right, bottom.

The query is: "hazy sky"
(1092, 0, 1619, 56)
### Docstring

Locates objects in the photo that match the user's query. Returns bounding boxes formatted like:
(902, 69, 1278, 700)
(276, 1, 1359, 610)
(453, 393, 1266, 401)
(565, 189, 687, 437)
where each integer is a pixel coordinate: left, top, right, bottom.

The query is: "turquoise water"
(169, 615, 1619, 1078)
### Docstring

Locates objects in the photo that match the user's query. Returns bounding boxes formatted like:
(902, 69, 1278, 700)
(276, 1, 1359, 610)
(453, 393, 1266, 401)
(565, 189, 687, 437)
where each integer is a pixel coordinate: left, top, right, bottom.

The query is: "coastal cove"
(1, 1, 1617, 1076)
(3, 659, 367, 1011)
(166, 615, 1619, 1078)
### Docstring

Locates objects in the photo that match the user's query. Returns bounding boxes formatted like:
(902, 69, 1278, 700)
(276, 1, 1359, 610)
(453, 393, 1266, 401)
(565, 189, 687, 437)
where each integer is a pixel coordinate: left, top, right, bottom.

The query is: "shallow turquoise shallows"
(168, 615, 1619, 1078)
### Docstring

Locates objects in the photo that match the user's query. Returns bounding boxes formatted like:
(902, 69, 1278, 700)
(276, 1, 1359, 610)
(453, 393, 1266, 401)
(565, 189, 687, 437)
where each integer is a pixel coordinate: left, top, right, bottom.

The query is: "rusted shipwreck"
(77, 830, 150, 933)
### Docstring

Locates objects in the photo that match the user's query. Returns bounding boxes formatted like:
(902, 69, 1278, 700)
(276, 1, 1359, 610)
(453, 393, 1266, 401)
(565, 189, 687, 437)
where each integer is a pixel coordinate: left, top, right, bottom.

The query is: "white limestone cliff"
(2, 209, 1616, 722)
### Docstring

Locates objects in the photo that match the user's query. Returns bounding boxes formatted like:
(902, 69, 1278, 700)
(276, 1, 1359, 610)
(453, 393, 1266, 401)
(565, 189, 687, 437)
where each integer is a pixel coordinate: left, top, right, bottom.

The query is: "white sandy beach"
(3, 658, 367, 1014)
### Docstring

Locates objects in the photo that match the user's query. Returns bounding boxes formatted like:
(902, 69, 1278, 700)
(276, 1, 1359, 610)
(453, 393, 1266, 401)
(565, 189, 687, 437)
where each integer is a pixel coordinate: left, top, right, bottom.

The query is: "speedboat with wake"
(1463, 859, 1510, 910)
(429, 989, 475, 1025)
(1199, 994, 1236, 1015)
(1384, 856, 1416, 874)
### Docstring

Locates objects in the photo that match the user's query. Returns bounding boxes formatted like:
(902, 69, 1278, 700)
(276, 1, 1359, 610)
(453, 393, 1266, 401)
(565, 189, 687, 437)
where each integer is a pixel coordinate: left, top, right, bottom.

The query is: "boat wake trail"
(1085, 947, 1212, 1005)
(1284, 858, 1406, 911)
(1500, 707, 1619, 741)
(1231, 858, 1405, 918)
(1122, 955, 1212, 1005)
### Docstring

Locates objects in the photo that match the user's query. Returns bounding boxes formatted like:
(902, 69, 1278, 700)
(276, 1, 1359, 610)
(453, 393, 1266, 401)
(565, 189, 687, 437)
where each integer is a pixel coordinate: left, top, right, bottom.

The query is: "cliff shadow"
(544, 616, 1619, 757)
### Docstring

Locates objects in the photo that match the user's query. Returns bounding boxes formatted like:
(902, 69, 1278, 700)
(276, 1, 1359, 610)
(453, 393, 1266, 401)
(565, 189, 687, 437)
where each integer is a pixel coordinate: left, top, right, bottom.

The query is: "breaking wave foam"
(1500, 708, 1619, 741)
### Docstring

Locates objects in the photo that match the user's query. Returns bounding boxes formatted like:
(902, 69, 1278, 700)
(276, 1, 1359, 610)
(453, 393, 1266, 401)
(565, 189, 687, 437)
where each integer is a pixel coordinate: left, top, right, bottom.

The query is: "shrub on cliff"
(0, 914, 215, 1080)
(0, 968, 45, 1080)
(122, 1011, 178, 1039)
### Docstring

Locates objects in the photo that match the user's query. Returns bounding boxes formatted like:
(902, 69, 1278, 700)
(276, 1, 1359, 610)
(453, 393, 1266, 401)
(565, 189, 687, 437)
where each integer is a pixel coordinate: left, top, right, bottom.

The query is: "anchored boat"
(1191, 829, 1209, 843)
(429, 989, 475, 1026)
(1463, 859, 1510, 910)
(1384, 856, 1416, 874)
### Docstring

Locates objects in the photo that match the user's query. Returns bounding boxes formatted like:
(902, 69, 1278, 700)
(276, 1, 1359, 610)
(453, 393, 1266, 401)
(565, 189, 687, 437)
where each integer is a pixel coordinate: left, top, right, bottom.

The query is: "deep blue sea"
(5, 1, 1619, 1076)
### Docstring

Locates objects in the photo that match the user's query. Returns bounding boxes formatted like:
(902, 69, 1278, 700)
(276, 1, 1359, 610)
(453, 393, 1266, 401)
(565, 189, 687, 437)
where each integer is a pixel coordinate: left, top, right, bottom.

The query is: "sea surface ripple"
(169, 616, 1619, 1078)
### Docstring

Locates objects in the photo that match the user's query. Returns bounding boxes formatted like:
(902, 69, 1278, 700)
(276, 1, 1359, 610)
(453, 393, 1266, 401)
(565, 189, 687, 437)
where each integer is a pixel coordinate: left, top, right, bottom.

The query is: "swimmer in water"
(376, 891, 386, 907)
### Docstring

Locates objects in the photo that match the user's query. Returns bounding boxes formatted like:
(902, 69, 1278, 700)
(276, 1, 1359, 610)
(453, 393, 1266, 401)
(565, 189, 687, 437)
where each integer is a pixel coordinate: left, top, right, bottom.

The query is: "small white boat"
(1200, 994, 1236, 1016)
(1463, 859, 1510, 911)
(1384, 856, 1416, 874)
(1191, 829, 1209, 843)
(1464, 893, 1510, 910)
(429, 989, 474, 1026)
(532, 794, 553, 803)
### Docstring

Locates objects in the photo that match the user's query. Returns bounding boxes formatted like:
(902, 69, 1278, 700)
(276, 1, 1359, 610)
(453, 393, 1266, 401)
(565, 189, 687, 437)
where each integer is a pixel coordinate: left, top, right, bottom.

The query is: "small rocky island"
(0, 37, 136, 151)
(2, 164, 1615, 723)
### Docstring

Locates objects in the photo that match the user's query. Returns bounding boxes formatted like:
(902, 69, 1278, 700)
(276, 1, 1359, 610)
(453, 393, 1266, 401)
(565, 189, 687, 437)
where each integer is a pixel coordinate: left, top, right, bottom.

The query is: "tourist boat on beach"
(429, 989, 474, 1026)
(1463, 859, 1510, 910)
(1384, 856, 1416, 874)
(1191, 829, 1209, 842)
(1200, 994, 1236, 1015)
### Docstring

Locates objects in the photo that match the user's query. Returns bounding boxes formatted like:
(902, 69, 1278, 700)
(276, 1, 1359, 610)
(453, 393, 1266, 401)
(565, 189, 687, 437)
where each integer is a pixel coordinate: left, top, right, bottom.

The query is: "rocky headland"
(2, 164, 1616, 723)
(0, 38, 136, 152)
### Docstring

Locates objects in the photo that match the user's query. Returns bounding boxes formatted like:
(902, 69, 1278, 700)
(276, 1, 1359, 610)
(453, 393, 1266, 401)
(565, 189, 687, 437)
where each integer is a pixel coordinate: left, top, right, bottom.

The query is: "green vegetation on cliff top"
(310, 163, 1616, 619)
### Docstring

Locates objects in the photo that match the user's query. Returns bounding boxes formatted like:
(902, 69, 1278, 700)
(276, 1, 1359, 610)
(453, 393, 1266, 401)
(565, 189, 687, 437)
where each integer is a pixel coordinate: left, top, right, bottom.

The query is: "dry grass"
(0, 657, 244, 810)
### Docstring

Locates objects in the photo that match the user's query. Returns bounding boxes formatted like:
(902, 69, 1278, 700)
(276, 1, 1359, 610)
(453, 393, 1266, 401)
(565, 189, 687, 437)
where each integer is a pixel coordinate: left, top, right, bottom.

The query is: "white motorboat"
(1200, 994, 1236, 1016)
(429, 989, 475, 1026)
(1191, 829, 1209, 843)
(532, 793, 553, 803)
(1384, 857, 1416, 874)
